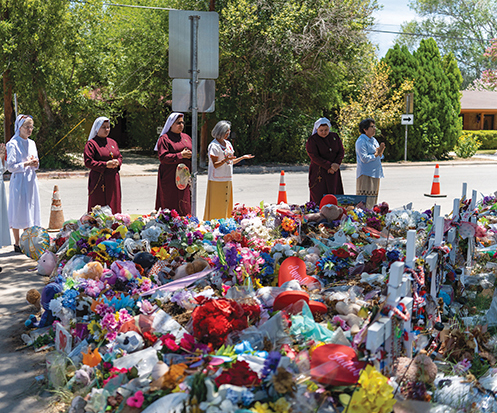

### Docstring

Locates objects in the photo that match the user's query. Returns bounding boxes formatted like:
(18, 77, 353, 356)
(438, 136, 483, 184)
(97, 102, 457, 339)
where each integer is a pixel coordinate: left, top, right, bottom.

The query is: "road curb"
(5, 157, 496, 180)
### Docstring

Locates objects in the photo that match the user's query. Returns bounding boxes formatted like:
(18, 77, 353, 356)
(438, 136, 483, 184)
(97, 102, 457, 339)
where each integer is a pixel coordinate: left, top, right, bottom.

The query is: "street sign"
(169, 10, 219, 79)
(401, 114, 414, 125)
(172, 79, 215, 112)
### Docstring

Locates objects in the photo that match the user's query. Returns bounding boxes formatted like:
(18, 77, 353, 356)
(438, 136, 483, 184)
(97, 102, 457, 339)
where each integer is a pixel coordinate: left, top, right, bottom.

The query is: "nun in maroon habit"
(154, 113, 192, 216)
(306, 117, 344, 205)
(84, 117, 122, 214)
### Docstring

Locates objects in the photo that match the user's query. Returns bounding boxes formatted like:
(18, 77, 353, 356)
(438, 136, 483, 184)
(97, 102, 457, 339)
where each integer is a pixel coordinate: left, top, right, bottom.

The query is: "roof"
(461, 90, 497, 110)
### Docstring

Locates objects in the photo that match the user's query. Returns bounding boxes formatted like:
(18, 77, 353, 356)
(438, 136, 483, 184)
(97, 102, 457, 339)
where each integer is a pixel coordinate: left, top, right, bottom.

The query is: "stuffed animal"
(305, 204, 344, 224)
(73, 261, 104, 280)
(114, 331, 144, 353)
(25, 282, 63, 328)
(38, 250, 57, 276)
(26, 289, 41, 310)
(174, 258, 210, 280)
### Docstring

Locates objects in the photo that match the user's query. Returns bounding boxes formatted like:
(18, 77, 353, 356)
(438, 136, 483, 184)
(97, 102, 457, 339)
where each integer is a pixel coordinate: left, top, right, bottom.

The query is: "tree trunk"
(3, 69, 13, 142)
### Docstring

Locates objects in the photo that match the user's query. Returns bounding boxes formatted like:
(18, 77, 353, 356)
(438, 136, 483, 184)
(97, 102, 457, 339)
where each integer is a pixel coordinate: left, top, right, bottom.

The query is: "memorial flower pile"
(18, 193, 497, 413)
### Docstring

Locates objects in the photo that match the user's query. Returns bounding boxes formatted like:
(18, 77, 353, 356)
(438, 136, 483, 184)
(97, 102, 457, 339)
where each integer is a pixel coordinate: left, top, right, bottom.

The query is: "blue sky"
(370, 0, 419, 57)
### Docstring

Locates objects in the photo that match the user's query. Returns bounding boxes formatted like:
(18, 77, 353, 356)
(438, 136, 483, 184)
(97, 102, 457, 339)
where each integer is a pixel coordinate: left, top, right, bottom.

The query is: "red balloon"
(278, 256, 319, 287)
(310, 344, 367, 386)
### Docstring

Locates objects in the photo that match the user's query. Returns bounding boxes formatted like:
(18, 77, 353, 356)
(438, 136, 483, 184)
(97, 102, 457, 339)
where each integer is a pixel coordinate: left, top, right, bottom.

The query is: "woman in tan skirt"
(355, 118, 385, 209)
(203, 121, 254, 221)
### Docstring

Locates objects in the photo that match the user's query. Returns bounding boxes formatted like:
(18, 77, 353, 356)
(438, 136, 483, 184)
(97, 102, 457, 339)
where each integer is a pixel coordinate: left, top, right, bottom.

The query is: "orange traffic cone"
(48, 185, 65, 231)
(424, 164, 447, 198)
(277, 170, 288, 204)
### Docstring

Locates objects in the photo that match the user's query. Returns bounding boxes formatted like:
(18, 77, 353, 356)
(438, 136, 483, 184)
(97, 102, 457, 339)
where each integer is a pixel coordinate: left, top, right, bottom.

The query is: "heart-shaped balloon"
(310, 344, 366, 386)
(278, 256, 319, 287)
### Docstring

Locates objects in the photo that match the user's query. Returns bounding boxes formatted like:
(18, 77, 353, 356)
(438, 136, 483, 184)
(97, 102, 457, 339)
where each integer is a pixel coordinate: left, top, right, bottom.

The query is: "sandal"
(14, 245, 22, 253)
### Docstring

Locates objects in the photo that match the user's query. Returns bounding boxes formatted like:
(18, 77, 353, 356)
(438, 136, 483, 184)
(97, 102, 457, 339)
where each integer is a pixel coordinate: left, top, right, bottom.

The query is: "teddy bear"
(25, 282, 63, 328)
(73, 261, 104, 280)
(305, 203, 344, 224)
(173, 258, 210, 280)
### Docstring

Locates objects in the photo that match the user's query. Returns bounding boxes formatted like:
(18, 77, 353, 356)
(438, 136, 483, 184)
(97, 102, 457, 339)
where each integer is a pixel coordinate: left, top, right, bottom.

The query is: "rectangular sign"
(169, 10, 219, 79)
(401, 114, 414, 125)
(172, 79, 215, 112)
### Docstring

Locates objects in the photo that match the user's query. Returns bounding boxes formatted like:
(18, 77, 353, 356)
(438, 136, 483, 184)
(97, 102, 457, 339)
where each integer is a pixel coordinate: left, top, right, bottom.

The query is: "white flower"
(284, 249, 295, 257)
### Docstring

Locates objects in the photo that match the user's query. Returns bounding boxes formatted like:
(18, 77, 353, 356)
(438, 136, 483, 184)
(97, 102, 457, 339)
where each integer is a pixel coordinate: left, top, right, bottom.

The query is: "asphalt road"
(7, 161, 497, 225)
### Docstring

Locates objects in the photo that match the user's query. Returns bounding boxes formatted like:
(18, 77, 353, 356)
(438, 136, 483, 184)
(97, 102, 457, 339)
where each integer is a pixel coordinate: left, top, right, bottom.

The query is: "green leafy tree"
(338, 61, 413, 162)
(0, 0, 111, 165)
(212, 0, 378, 162)
(396, 0, 497, 87)
(411, 38, 462, 159)
(381, 44, 418, 160)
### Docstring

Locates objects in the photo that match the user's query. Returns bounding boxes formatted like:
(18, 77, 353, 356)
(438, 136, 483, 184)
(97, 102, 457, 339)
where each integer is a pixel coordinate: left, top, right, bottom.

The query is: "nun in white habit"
(6, 114, 41, 251)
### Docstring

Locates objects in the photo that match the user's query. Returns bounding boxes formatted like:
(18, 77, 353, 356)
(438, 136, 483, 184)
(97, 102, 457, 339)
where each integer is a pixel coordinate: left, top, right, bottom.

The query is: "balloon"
(20, 226, 50, 260)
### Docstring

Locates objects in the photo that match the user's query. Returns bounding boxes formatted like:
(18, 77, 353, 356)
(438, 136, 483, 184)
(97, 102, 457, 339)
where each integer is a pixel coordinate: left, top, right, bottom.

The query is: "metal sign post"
(190, 15, 199, 217)
(402, 93, 414, 161)
(169, 10, 219, 218)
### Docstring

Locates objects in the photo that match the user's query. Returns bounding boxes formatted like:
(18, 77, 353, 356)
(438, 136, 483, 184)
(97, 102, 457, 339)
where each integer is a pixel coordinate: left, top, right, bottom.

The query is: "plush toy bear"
(25, 282, 63, 328)
(173, 258, 210, 280)
(73, 261, 104, 280)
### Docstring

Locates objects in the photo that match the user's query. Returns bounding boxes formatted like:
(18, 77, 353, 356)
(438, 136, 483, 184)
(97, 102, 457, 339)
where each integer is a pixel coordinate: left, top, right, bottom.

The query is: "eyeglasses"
(22, 125, 34, 130)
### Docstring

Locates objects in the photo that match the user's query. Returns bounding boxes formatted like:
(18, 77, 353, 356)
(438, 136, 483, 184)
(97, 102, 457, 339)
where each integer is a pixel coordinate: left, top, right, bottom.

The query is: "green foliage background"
(0, 0, 467, 166)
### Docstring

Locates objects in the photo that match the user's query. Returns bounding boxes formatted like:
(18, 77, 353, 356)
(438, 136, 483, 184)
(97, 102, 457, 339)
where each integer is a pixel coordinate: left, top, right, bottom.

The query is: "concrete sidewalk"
(0, 247, 60, 412)
(28, 151, 497, 180)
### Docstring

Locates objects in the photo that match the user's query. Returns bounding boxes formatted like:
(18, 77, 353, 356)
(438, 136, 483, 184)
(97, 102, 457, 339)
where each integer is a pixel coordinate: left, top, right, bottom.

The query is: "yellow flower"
(270, 397, 290, 413)
(156, 247, 170, 261)
(88, 235, 98, 247)
(348, 365, 396, 413)
(251, 402, 273, 413)
(88, 320, 100, 334)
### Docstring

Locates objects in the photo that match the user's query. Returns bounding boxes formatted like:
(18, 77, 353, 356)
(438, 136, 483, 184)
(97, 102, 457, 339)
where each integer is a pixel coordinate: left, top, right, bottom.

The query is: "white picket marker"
(405, 230, 416, 269)
(461, 182, 467, 200)
(470, 189, 477, 211)
(452, 198, 460, 221)
(426, 252, 438, 300)
(434, 215, 444, 247)
(448, 227, 457, 265)
(433, 204, 441, 220)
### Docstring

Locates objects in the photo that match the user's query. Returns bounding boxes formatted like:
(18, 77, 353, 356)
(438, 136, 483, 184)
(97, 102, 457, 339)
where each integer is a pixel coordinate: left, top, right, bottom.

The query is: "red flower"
(143, 331, 158, 344)
(215, 361, 261, 387)
(371, 248, 386, 264)
(332, 248, 349, 259)
(171, 210, 180, 218)
(191, 298, 260, 348)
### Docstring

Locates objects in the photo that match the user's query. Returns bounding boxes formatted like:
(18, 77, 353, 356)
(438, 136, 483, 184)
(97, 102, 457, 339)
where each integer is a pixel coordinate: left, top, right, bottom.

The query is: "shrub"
(461, 130, 497, 150)
(454, 133, 482, 158)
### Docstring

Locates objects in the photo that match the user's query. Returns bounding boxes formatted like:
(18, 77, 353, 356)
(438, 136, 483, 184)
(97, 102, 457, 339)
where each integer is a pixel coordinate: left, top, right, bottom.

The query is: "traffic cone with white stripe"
(48, 185, 65, 231)
(424, 164, 447, 198)
(277, 170, 288, 204)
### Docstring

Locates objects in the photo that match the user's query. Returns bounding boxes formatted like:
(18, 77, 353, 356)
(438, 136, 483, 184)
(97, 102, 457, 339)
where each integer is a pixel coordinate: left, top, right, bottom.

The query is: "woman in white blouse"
(6, 115, 41, 252)
(203, 121, 254, 221)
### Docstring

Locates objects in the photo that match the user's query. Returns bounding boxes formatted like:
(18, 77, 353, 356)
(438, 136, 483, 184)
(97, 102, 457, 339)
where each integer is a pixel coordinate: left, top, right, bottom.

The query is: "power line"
(366, 28, 493, 44)
(70, 0, 173, 10)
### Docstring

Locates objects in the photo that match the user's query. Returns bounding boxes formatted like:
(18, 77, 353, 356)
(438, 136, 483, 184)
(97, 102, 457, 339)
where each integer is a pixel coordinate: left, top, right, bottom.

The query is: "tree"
(467, 40, 497, 90)
(381, 44, 418, 160)
(396, 0, 497, 87)
(410, 38, 462, 159)
(211, 0, 378, 162)
(338, 61, 413, 162)
(0, 0, 109, 164)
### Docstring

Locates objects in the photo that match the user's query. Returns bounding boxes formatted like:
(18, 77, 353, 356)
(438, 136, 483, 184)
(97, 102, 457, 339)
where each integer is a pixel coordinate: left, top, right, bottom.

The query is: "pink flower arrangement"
(127, 390, 144, 408)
